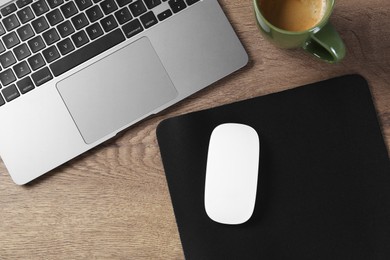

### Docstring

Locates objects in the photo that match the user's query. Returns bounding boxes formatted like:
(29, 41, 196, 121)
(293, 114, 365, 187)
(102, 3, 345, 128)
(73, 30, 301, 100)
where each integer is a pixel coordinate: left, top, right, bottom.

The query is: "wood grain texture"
(0, 0, 389, 259)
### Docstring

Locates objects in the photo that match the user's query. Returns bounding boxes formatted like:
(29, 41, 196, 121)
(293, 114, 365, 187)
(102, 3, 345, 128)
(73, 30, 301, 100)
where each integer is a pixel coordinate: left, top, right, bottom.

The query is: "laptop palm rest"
(57, 37, 178, 144)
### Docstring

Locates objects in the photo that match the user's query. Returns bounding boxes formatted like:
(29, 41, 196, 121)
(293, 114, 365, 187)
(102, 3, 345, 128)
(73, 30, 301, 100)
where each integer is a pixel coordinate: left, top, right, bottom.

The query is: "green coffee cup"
(254, 0, 345, 63)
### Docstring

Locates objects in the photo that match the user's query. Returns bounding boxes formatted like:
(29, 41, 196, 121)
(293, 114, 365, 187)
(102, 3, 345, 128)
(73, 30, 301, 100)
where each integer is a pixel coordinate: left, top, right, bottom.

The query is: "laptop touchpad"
(57, 37, 178, 144)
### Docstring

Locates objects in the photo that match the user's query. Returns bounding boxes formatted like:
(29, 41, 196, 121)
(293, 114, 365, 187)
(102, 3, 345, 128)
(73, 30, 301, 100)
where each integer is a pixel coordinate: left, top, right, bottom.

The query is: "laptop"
(0, 0, 248, 184)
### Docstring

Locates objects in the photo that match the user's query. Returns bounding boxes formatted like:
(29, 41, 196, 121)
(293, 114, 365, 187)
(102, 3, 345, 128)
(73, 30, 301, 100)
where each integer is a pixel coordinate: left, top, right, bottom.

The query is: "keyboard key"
(47, 0, 64, 9)
(28, 36, 46, 53)
(17, 7, 35, 24)
(57, 20, 75, 37)
(46, 8, 64, 26)
(3, 14, 20, 31)
(0, 23, 5, 36)
(101, 15, 118, 32)
(86, 5, 104, 23)
(32, 16, 49, 34)
(140, 11, 157, 29)
(61, 2, 78, 18)
(71, 30, 89, 48)
(16, 0, 33, 9)
(75, 0, 93, 11)
(14, 43, 31, 60)
(72, 13, 89, 30)
(0, 69, 16, 86)
(157, 9, 172, 21)
(42, 28, 60, 45)
(31, 0, 49, 16)
(42, 45, 60, 63)
(1, 3, 17, 17)
(17, 76, 35, 94)
(115, 8, 132, 25)
(28, 53, 46, 70)
(0, 51, 16, 68)
(2, 84, 20, 102)
(13, 61, 31, 78)
(3, 32, 20, 49)
(0, 42, 5, 54)
(100, 0, 118, 15)
(116, 0, 132, 7)
(122, 19, 143, 38)
(186, 0, 199, 5)
(50, 28, 125, 77)
(144, 0, 161, 9)
(129, 1, 147, 17)
(0, 94, 5, 106)
(17, 24, 35, 41)
(168, 0, 186, 13)
(31, 67, 52, 86)
(57, 38, 75, 55)
(86, 23, 103, 40)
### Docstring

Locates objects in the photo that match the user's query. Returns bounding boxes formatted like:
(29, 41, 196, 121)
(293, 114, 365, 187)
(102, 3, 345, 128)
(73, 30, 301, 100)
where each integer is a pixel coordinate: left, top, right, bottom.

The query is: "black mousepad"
(156, 75, 390, 259)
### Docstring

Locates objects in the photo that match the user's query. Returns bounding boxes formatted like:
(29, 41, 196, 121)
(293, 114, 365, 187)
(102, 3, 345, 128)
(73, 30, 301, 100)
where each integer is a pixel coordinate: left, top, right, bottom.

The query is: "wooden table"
(1, 0, 389, 258)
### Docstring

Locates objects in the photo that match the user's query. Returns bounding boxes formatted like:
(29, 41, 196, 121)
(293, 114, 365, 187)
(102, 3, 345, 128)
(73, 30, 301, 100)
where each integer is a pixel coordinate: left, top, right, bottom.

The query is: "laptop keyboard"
(0, 0, 200, 106)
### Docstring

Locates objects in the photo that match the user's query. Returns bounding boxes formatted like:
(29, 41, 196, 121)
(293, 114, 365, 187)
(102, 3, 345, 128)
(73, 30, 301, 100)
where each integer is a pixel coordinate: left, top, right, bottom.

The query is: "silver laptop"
(0, 0, 248, 184)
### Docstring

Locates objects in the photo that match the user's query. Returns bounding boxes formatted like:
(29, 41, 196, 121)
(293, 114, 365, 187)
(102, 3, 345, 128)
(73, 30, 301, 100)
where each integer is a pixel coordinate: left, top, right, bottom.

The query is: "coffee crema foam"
(259, 0, 327, 32)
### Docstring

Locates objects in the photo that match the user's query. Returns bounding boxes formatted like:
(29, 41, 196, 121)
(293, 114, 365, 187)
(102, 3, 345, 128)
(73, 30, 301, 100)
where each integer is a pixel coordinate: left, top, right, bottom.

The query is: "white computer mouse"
(204, 123, 260, 225)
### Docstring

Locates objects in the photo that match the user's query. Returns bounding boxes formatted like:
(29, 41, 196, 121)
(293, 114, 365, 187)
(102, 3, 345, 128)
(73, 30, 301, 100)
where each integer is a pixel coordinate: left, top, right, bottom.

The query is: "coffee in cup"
(253, 0, 345, 63)
(259, 0, 327, 32)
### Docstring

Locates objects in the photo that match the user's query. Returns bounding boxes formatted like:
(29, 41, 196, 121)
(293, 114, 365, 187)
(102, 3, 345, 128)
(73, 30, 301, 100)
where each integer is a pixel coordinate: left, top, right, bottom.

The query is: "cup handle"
(303, 23, 346, 63)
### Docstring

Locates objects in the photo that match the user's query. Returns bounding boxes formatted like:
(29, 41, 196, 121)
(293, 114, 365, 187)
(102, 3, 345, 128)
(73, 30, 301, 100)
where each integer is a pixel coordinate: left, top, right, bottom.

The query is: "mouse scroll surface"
(204, 123, 260, 225)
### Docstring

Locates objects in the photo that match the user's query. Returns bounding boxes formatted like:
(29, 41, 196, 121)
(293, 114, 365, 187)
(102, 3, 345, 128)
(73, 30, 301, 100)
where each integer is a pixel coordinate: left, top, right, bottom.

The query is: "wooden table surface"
(1, 0, 389, 259)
